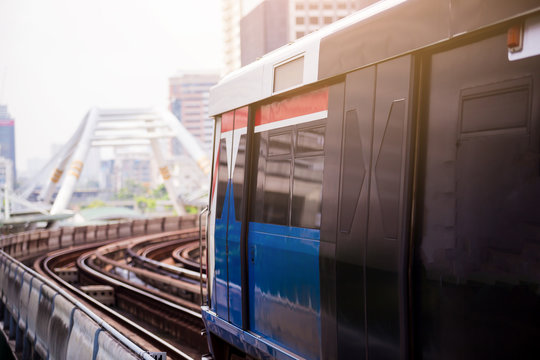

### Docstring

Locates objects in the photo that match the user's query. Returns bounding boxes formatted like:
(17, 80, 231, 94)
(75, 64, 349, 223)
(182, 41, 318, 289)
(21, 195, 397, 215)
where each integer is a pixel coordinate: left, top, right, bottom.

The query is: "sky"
(0, 0, 223, 175)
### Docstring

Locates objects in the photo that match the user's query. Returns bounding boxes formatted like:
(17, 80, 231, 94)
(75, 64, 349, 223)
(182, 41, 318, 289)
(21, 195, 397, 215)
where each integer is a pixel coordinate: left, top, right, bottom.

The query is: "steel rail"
(38, 245, 196, 360)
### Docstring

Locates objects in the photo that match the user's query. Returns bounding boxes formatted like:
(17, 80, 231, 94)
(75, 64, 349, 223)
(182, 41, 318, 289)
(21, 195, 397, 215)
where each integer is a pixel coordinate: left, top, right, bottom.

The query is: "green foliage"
(83, 199, 106, 209)
(115, 180, 149, 200)
(185, 205, 198, 214)
(135, 196, 156, 213)
(152, 184, 169, 200)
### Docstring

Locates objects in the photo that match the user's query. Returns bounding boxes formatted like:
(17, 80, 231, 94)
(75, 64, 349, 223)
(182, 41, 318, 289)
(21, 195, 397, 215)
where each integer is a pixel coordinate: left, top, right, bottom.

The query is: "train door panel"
(335, 66, 376, 359)
(417, 31, 540, 359)
(366, 55, 412, 359)
(227, 108, 248, 327)
(214, 113, 233, 320)
(213, 107, 248, 327)
(336, 55, 412, 359)
(247, 87, 330, 360)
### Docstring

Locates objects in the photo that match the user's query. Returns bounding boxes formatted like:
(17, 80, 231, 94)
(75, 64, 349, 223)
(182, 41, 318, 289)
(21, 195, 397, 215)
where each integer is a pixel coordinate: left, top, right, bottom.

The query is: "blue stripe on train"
(248, 222, 321, 360)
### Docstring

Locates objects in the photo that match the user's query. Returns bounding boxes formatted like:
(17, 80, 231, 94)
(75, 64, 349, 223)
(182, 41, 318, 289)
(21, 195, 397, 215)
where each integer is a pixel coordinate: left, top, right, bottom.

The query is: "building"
(238, 0, 375, 67)
(288, 0, 368, 41)
(169, 73, 220, 153)
(0, 105, 16, 187)
(240, 0, 289, 66)
(113, 151, 154, 191)
(222, 0, 244, 75)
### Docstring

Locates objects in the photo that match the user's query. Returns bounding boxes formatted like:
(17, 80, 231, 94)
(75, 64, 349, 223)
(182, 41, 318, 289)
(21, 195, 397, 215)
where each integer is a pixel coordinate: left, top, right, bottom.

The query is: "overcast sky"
(0, 0, 222, 174)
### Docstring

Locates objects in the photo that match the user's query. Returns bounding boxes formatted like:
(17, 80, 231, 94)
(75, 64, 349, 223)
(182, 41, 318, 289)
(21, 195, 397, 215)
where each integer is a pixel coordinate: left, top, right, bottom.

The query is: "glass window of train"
(233, 135, 247, 221)
(250, 132, 267, 223)
(263, 158, 291, 225)
(296, 125, 325, 154)
(291, 155, 324, 229)
(215, 139, 228, 219)
(269, 132, 292, 156)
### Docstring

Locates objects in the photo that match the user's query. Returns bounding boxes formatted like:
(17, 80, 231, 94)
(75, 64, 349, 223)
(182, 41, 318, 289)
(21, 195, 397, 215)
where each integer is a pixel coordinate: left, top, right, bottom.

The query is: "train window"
(233, 135, 247, 221)
(269, 132, 292, 156)
(215, 139, 228, 219)
(274, 56, 304, 93)
(251, 121, 326, 228)
(292, 155, 324, 228)
(296, 126, 325, 154)
(263, 158, 291, 225)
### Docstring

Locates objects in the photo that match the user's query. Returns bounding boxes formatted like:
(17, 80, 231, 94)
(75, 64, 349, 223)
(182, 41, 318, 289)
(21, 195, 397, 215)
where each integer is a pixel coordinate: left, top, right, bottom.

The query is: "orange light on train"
(507, 24, 523, 52)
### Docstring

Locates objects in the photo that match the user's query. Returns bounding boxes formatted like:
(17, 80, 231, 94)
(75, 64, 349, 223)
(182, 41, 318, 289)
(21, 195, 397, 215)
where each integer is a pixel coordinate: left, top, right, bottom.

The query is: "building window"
(309, 3, 318, 9)
(295, 3, 304, 10)
(337, 2, 347, 9)
(296, 17, 305, 25)
(296, 31, 305, 39)
(309, 16, 318, 25)
(323, 16, 333, 24)
(323, 3, 332, 9)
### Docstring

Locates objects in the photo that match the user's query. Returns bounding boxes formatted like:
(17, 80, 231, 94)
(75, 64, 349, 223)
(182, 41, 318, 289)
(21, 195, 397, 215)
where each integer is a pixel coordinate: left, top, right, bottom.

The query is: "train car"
(200, 0, 540, 358)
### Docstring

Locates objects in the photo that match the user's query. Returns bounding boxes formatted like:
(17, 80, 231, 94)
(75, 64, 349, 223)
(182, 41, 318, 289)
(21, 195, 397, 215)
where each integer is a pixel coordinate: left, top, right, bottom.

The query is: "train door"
(415, 29, 540, 359)
(213, 107, 248, 327)
(333, 55, 413, 359)
(247, 88, 330, 359)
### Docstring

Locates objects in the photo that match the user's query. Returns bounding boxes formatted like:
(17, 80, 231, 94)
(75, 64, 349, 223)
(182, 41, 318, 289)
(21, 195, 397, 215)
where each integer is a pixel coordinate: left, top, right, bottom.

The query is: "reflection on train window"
(292, 155, 324, 228)
(269, 132, 292, 156)
(296, 126, 325, 154)
(263, 158, 291, 225)
(252, 120, 326, 229)
(215, 139, 228, 219)
(233, 135, 247, 221)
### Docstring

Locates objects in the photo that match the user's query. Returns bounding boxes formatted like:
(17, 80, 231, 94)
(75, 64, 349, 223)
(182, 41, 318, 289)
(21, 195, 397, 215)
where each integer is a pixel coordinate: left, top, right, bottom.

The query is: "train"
(199, 0, 540, 359)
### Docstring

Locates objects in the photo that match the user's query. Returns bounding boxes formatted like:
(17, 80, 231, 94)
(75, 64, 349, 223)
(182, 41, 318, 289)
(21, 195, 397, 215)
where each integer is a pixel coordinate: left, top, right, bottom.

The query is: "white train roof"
(209, 0, 408, 116)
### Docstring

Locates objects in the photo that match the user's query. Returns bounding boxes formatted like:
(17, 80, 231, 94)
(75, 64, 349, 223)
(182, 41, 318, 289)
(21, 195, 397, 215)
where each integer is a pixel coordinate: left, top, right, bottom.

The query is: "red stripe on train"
(221, 106, 248, 133)
(211, 143, 220, 200)
(255, 87, 328, 126)
(220, 88, 328, 133)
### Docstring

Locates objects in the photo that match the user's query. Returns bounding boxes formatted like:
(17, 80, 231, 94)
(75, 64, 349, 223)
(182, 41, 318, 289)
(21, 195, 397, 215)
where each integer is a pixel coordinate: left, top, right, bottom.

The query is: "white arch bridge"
(12, 108, 211, 219)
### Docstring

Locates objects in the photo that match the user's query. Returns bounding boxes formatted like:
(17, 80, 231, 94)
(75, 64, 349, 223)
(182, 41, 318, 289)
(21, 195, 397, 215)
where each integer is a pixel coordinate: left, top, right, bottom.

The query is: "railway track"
(35, 228, 209, 360)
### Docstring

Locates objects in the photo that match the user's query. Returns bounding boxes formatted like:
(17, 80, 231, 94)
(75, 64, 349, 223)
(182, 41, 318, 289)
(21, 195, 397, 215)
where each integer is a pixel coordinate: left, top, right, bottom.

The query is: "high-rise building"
(169, 73, 220, 153)
(222, 0, 244, 75)
(238, 0, 375, 66)
(0, 105, 16, 187)
(288, 0, 368, 40)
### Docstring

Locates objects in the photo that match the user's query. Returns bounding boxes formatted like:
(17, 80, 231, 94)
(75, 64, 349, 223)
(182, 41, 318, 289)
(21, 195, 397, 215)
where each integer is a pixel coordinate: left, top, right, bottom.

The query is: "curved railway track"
(34, 228, 209, 360)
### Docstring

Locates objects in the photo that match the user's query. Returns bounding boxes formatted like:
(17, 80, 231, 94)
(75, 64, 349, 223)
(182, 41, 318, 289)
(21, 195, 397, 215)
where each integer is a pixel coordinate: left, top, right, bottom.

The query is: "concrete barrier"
(48, 295, 76, 360)
(132, 219, 147, 235)
(163, 216, 180, 231)
(25, 276, 44, 348)
(74, 226, 87, 245)
(118, 222, 132, 238)
(0, 250, 153, 360)
(34, 284, 55, 359)
(86, 225, 97, 242)
(17, 272, 33, 333)
(107, 223, 119, 240)
(96, 225, 108, 241)
(48, 229, 61, 251)
(66, 309, 100, 360)
(60, 227, 75, 248)
(96, 330, 139, 360)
